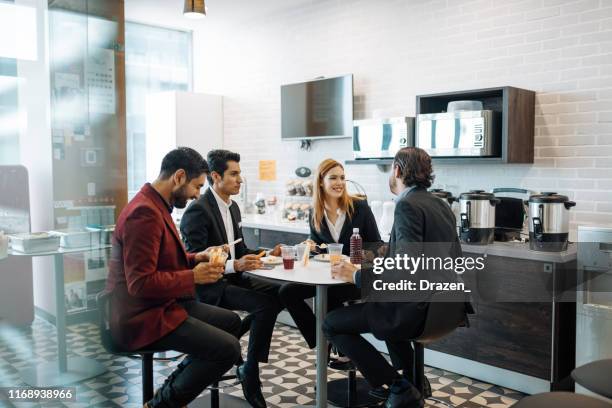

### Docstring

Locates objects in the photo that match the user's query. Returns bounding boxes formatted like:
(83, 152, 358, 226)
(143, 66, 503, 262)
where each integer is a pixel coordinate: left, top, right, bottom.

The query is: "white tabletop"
(248, 259, 348, 286)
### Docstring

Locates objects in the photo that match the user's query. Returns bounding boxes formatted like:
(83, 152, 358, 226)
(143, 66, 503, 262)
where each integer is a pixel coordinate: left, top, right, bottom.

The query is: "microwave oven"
(352, 117, 414, 159)
(416, 110, 501, 157)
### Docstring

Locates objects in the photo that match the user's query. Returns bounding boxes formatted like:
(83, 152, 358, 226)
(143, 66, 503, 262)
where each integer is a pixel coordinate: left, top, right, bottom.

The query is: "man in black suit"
(323, 147, 465, 408)
(180, 150, 283, 408)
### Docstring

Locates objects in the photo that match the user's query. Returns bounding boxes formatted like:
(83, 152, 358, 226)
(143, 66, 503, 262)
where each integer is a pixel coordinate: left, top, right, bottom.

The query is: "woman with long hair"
(278, 159, 382, 350)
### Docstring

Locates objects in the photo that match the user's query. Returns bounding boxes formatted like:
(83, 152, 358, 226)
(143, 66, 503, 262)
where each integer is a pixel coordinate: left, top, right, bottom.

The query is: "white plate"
(313, 254, 349, 262)
(261, 256, 283, 265)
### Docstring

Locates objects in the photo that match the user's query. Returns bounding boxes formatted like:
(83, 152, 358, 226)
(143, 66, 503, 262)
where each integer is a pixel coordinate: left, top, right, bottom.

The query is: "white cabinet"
(145, 91, 223, 182)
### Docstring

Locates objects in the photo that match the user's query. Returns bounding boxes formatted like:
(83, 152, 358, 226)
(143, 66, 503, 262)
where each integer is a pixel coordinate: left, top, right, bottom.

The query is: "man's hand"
(377, 244, 389, 257)
(331, 260, 358, 284)
(269, 244, 283, 257)
(193, 262, 224, 284)
(234, 254, 263, 272)
(194, 245, 229, 263)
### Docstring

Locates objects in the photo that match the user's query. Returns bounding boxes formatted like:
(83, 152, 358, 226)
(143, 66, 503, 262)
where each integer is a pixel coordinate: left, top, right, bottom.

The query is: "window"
(125, 22, 192, 198)
(0, 57, 19, 165)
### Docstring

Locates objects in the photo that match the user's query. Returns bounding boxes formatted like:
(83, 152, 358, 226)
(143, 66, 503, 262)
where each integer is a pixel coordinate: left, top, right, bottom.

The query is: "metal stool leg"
(188, 377, 251, 407)
(142, 353, 154, 404)
(414, 343, 425, 395)
(210, 382, 220, 408)
(348, 370, 356, 406)
(414, 343, 455, 408)
(328, 368, 381, 407)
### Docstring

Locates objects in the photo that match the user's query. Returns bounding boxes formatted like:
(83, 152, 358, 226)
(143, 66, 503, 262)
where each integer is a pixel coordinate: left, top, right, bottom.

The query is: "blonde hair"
(311, 159, 358, 233)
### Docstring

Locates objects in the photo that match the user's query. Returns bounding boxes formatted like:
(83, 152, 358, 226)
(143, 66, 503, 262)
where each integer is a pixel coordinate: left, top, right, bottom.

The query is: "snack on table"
(302, 242, 310, 266)
(261, 255, 282, 265)
(209, 247, 227, 266)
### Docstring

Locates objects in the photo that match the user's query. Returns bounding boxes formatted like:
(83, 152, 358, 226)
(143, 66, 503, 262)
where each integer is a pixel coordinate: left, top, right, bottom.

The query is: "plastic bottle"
(349, 227, 363, 265)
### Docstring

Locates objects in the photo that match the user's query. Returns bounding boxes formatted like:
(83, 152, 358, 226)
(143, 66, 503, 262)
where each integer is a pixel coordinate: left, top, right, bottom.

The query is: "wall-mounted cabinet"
(346, 86, 535, 169)
(416, 86, 535, 164)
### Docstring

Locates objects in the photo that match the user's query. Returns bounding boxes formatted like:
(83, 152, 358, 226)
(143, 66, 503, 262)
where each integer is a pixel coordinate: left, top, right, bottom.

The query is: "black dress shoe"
(384, 383, 423, 408)
(328, 358, 355, 371)
(423, 376, 432, 399)
(369, 385, 390, 401)
(236, 364, 267, 408)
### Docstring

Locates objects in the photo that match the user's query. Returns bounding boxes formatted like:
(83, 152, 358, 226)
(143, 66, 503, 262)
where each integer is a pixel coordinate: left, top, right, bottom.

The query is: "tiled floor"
(0, 317, 524, 407)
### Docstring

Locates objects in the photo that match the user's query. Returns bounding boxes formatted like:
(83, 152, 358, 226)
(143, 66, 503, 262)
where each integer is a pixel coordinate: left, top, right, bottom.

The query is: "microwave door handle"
(454, 118, 461, 148)
(382, 123, 392, 151)
(431, 120, 437, 149)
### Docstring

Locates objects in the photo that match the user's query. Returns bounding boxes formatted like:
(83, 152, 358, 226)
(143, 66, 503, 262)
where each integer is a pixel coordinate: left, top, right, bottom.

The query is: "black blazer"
(309, 198, 382, 256)
(180, 188, 261, 304)
(357, 187, 470, 341)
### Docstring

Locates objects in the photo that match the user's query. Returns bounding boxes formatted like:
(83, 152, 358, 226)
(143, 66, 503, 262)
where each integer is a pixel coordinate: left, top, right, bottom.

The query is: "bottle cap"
(353, 228, 359, 233)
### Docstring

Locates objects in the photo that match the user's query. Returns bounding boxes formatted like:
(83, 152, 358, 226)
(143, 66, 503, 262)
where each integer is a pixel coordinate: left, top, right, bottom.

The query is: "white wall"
(188, 0, 612, 238)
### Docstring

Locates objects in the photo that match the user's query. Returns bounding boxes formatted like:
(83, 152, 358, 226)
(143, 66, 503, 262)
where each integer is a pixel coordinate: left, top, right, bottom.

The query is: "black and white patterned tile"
(0, 318, 525, 407)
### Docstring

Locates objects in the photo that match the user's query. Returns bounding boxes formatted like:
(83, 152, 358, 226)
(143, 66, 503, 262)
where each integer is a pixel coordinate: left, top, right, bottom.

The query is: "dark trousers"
(323, 303, 424, 388)
(279, 282, 361, 349)
(197, 274, 282, 364)
(144, 300, 242, 408)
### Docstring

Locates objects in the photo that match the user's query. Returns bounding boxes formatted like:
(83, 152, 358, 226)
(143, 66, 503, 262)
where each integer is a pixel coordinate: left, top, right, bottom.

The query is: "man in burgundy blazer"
(106, 147, 242, 408)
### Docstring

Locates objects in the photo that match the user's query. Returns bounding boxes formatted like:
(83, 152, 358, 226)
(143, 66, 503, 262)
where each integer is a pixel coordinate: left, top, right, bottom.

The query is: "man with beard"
(323, 147, 468, 408)
(180, 149, 283, 408)
(105, 147, 242, 408)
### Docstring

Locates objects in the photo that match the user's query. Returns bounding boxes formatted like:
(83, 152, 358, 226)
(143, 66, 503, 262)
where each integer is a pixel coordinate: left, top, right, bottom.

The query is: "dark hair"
(206, 149, 241, 185)
(159, 147, 209, 180)
(393, 147, 434, 189)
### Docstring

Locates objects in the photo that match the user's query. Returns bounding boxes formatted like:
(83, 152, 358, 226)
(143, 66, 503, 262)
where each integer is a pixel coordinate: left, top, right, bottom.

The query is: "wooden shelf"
(416, 86, 535, 164)
(345, 159, 393, 165)
(346, 157, 531, 167)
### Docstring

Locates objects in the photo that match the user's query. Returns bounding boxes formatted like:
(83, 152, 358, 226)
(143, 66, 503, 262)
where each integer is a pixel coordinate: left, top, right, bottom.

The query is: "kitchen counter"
(461, 241, 577, 263)
(241, 214, 310, 235)
(242, 213, 577, 263)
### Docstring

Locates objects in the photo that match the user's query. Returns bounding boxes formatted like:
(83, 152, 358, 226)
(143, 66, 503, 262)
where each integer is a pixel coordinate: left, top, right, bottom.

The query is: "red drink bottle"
(349, 228, 362, 265)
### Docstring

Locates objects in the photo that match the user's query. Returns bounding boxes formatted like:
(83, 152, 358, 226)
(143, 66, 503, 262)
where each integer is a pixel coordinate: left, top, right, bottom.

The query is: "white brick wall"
(192, 0, 612, 238)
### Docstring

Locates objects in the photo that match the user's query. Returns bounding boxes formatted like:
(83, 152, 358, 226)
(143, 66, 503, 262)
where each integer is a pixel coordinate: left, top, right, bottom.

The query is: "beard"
(388, 175, 397, 195)
(172, 184, 190, 209)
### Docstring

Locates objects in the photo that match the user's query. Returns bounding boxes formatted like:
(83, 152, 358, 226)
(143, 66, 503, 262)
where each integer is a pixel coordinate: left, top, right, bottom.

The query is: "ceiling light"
(184, 0, 206, 19)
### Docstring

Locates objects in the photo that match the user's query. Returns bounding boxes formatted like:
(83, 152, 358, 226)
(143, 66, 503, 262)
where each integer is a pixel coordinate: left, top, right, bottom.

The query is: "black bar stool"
(96, 292, 249, 408)
(572, 359, 612, 399)
(512, 392, 612, 408)
(327, 350, 382, 407)
(410, 291, 469, 408)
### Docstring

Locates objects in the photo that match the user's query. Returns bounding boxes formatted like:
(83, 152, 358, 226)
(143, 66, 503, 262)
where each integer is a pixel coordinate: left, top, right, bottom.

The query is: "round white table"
(249, 260, 347, 408)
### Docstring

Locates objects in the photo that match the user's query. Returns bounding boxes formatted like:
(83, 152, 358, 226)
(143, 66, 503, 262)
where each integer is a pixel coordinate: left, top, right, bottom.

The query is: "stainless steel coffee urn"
(528, 192, 576, 252)
(429, 188, 456, 205)
(459, 190, 500, 244)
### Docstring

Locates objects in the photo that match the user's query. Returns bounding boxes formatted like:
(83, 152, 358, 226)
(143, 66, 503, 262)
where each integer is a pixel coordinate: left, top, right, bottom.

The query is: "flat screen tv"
(281, 74, 353, 140)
